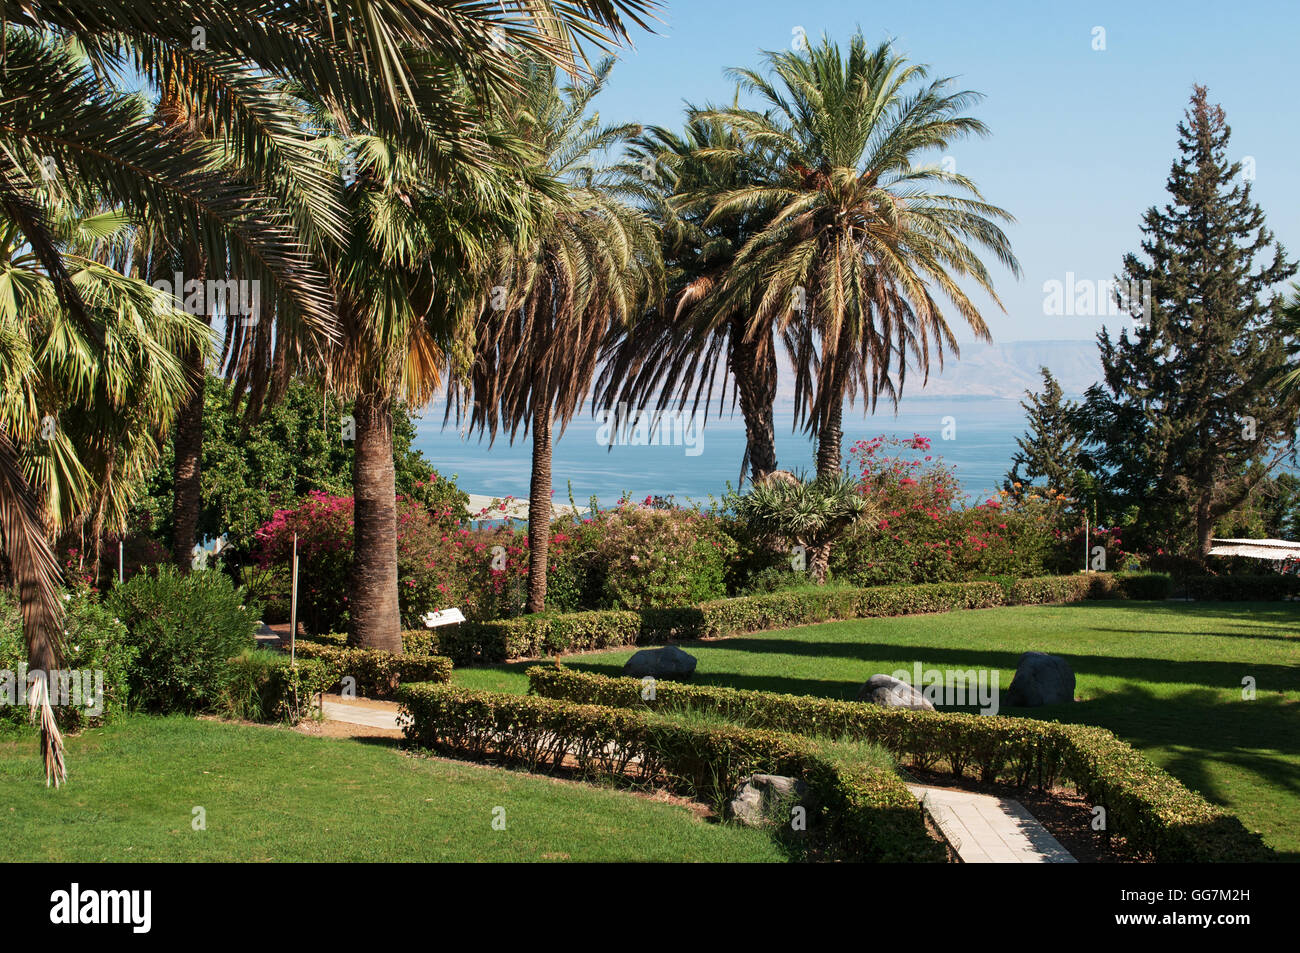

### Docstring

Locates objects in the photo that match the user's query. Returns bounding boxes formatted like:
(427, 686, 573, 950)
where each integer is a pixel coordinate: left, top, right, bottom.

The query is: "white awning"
(1207, 538, 1300, 560)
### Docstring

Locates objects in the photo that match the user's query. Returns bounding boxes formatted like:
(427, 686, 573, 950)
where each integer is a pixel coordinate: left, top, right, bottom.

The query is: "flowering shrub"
(547, 498, 735, 611)
(254, 492, 528, 635)
(830, 435, 1067, 586)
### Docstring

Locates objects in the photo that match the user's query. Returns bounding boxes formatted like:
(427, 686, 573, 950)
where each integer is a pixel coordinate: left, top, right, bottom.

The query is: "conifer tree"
(1077, 85, 1298, 559)
(1004, 367, 1081, 499)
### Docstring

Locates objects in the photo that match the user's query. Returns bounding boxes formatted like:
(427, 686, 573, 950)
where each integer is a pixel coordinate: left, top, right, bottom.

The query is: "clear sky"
(588, 0, 1300, 343)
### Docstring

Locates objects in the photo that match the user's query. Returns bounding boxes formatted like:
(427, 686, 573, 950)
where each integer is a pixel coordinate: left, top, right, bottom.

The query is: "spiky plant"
(730, 471, 876, 584)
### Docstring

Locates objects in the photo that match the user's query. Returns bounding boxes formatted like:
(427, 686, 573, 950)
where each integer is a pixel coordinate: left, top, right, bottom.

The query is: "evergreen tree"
(1004, 367, 1082, 500)
(1077, 85, 1298, 560)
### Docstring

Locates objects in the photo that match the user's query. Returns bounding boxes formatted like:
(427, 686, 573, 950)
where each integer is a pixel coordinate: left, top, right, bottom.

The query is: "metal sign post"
(289, 532, 299, 665)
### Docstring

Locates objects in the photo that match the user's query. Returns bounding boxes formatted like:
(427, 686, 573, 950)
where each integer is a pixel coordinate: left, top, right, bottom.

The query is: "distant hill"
(885, 339, 1101, 400)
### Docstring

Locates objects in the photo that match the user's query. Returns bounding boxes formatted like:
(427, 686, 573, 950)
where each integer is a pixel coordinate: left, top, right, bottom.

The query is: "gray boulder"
(855, 674, 935, 710)
(1004, 652, 1075, 706)
(728, 774, 815, 828)
(622, 645, 697, 679)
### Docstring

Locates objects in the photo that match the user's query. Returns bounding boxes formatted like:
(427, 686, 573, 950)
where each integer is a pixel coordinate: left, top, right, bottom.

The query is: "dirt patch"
(903, 766, 1149, 862)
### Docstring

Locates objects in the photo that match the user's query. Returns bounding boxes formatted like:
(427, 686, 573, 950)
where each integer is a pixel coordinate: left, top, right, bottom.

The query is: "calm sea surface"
(411, 396, 1031, 508)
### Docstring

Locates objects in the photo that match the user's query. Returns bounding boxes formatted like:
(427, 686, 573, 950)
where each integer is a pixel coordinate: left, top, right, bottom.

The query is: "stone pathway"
(907, 784, 1076, 863)
(321, 698, 402, 732)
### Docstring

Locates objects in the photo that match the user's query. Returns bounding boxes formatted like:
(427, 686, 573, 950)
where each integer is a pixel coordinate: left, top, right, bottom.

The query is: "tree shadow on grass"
(671, 637, 1300, 694)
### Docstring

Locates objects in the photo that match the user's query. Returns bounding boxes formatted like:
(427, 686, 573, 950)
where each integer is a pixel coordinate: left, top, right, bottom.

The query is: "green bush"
(222, 650, 333, 723)
(529, 667, 1272, 862)
(293, 642, 452, 698)
(547, 504, 735, 612)
(1177, 574, 1300, 601)
(396, 682, 943, 862)
(106, 566, 258, 713)
(0, 588, 135, 731)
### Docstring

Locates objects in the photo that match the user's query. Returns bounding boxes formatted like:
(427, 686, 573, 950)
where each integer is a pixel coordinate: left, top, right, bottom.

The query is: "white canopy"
(1207, 538, 1300, 560)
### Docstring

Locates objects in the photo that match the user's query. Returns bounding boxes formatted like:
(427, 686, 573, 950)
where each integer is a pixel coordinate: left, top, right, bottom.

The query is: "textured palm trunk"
(731, 318, 778, 484)
(350, 390, 403, 653)
(815, 390, 845, 478)
(526, 403, 553, 614)
(171, 343, 206, 570)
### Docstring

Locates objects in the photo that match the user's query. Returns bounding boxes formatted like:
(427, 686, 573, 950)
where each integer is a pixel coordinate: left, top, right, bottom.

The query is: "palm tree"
(0, 188, 209, 784)
(1278, 285, 1300, 398)
(0, 2, 656, 773)
(597, 110, 785, 485)
(701, 34, 1021, 477)
(447, 58, 663, 613)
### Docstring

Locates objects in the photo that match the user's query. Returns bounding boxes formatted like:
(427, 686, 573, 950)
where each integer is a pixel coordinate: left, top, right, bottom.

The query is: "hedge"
(223, 653, 334, 724)
(426, 574, 1172, 664)
(397, 682, 944, 862)
(527, 667, 1272, 862)
(1175, 574, 1300, 601)
(292, 642, 453, 699)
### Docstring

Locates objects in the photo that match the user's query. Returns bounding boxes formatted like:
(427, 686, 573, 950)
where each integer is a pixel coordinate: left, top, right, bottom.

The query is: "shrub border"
(527, 666, 1274, 863)
(396, 682, 945, 862)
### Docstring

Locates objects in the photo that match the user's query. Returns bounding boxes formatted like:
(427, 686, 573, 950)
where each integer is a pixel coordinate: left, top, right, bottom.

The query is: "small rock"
(623, 645, 697, 679)
(728, 774, 815, 827)
(855, 674, 935, 710)
(1004, 652, 1075, 706)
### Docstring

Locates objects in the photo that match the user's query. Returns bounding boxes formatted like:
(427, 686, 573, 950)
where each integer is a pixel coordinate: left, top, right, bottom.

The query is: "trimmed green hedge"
(427, 574, 1172, 664)
(1176, 574, 1300, 601)
(292, 643, 452, 699)
(396, 682, 944, 862)
(223, 652, 334, 724)
(528, 667, 1272, 863)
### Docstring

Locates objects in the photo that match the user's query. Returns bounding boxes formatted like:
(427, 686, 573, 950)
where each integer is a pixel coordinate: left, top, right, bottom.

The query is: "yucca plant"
(730, 472, 877, 583)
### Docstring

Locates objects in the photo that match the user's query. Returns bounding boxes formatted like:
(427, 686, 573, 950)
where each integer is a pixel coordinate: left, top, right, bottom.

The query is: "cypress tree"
(1004, 367, 1081, 499)
(1078, 85, 1298, 560)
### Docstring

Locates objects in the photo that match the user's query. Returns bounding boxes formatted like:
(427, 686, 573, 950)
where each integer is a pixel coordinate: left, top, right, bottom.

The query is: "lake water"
(411, 396, 1031, 508)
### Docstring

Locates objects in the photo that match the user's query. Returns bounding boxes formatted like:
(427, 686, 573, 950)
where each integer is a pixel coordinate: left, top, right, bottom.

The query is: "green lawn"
(454, 600, 1300, 858)
(0, 716, 784, 862)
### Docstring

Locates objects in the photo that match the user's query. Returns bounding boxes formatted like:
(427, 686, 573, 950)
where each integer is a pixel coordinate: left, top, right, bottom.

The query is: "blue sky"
(588, 0, 1300, 343)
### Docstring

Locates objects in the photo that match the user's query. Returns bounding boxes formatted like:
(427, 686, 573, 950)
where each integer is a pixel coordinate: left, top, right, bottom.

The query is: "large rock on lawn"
(623, 645, 697, 679)
(728, 774, 816, 828)
(855, 674, 934, 710)
(1004, 652, 1075, 706)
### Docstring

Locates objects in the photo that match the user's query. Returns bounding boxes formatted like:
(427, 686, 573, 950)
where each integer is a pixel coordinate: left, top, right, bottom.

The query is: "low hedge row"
(430, 574, 1172, 664)
(292, 643, 453, 699)
(528, 667, 1273, 863)
(396, 682, 944, 862)
(223, 652, 334, 724)
(1176, 574, 1300, 601)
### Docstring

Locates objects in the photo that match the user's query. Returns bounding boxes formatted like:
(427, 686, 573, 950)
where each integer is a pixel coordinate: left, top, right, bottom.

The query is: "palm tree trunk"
(350, 390, 403, 652)
(731, 318, 778, 484)
(526, 403, 553, 614)
(815, 390, 845, 478)
(171, 344, 205, 570)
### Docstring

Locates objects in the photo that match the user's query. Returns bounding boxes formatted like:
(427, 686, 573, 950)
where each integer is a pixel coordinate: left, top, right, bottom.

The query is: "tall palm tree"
(597, 110, 785, 485)
(447, 58, 663, 613)
(0, 188, 209, 784)
(701, 34, 1021, 480)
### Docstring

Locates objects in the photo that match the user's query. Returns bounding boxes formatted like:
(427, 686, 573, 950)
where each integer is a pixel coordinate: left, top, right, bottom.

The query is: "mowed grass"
(0, 716, 784, 862)
(454, 601, 1300, 857)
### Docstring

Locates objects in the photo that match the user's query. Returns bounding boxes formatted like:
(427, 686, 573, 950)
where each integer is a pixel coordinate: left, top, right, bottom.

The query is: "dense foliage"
(106, 566, 259, 713)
